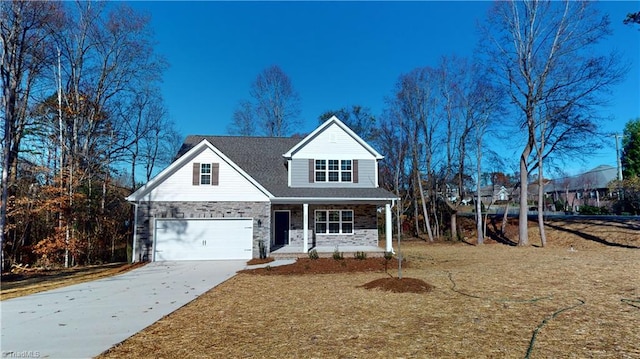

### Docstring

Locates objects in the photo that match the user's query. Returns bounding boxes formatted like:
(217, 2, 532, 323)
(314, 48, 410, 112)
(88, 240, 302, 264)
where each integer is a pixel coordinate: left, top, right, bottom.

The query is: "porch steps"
(270, 247, 386, 260)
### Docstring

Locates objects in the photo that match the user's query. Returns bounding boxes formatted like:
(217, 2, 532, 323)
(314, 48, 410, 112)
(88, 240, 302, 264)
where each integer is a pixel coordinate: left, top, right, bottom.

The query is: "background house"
(543, 165, 618, 211)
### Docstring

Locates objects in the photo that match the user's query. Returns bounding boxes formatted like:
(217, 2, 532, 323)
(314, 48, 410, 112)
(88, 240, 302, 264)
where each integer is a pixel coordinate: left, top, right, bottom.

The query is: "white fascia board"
(282, 116, 384, 160)
(270, 196, 398, 204)
(204, 140, 274, 199)
(126, 139, 274, 202)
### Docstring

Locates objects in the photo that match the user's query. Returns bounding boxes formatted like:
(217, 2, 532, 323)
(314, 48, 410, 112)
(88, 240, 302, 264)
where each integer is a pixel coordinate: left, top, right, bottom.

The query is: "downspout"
(132, 202, 138, 263)
(386, 199, 395, 254)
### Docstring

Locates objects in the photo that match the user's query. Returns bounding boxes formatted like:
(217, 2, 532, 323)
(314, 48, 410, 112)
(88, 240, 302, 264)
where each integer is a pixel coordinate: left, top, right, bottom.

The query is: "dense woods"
(1, 1, 636, 269)
(1, 2, 177, 269)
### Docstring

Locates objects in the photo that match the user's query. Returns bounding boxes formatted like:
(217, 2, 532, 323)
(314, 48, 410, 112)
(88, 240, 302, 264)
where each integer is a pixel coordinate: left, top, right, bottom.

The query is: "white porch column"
(132, 203, 138, 262)
(385, 203, 392, 253)
(303, 203, 309, 253)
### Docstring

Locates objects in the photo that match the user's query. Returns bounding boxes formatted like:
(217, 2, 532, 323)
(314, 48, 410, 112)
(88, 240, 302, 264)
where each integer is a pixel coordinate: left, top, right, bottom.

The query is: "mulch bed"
(241, 257, 430, 293)
(240, 257, 400, 275)
(359, 277, 435, 293)
(245, 257, 275, 266)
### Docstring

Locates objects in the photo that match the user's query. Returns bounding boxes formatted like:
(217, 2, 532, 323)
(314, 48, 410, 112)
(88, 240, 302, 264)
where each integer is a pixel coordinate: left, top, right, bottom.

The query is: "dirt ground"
(98, 217, 640, 359)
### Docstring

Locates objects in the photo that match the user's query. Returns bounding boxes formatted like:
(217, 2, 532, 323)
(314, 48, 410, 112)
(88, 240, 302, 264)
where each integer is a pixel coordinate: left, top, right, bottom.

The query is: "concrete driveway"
(1, 260, 246, 358)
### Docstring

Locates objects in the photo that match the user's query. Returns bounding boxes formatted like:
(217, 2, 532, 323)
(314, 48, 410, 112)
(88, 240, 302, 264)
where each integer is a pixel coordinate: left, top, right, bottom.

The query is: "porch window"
(314, 160, 352, 183)
(315, 209, 354, 234)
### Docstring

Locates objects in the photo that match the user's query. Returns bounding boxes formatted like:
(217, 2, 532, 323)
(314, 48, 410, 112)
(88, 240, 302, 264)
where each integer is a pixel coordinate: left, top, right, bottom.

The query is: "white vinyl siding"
(142, 148, 269, 202)
(290, 158, 377, 188)
(293, 123, 374, 158)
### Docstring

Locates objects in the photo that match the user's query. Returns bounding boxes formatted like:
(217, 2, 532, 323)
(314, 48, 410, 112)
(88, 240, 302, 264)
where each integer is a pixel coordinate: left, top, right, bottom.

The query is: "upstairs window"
(192, 162, 219, 186)
(315, 160, 326, 182)
(315, 159, 352, 183)
(200, 163, 211, 185)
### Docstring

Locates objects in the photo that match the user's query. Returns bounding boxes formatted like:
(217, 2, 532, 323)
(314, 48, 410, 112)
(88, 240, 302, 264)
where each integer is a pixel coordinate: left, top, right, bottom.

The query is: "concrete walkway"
(1, 260, 246, 358)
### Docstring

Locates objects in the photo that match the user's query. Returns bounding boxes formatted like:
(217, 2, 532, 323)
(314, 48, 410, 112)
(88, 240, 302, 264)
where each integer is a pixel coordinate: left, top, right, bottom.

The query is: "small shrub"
(578, 205, 607, 215)
(308, 249, 319, 260)
(332, 246, 344, 260)
(384, 251, 394, 260)
(354, 251, 367, 260)
(258, 240, 267, 259)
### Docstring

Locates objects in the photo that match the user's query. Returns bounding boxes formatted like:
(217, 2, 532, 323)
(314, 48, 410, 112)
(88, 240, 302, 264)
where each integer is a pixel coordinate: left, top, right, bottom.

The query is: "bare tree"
(377, 112, 409, 247)
(1, 1, 63, 269)
(465, 69, 504, 245)
(391, 67, 437, 242)
(318, 105, 377, 141)
(250, 65, 301, 137)
(624, 11, 640, 27)
(18, 2, 167, 266)
(228, 100, 257, 136)
(483, 0, 625, 246)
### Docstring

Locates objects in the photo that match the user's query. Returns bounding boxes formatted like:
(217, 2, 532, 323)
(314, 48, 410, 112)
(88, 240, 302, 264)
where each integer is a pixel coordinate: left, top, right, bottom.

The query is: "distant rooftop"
(544, 165, 617, 192)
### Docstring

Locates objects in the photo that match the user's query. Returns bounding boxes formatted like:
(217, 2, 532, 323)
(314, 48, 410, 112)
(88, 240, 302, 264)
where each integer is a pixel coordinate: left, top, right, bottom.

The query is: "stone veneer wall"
(135, 201, 270, 261)
(271, 204, 379, 248)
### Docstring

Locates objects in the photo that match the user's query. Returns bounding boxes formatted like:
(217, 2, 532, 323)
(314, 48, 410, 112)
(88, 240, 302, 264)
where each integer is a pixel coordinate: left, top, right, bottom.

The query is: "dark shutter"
(211, 163, 219, 186)
(353, 160, 359, 183)
(308, 159, 315, 183)
(192, 163, 200, 186)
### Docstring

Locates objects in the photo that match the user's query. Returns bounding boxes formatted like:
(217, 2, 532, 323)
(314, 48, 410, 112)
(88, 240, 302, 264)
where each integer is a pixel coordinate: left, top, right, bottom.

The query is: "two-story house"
(126, 116, 397, 261)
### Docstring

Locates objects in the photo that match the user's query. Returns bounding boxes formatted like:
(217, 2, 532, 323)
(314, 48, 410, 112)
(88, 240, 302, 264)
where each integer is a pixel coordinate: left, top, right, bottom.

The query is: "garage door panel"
(155, 219, 253, 260)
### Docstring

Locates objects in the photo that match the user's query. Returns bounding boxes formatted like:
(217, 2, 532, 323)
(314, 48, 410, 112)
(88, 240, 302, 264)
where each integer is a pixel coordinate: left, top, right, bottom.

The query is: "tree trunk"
(476, 197, 483, 244)
(450, 212, 457, 241)
(416, 171, 434, 242)
(501, 201, 510, 235)
(413, 196, 420, 237)
(518, 145, 531, 246)
(475, 144, 484, 245)
(483, 205, 491, 240)
(537, 164, 547, 247)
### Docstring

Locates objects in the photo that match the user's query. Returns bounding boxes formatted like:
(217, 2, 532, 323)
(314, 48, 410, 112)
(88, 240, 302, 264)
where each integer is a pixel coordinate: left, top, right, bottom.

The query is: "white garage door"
(154, 218, 253, 261)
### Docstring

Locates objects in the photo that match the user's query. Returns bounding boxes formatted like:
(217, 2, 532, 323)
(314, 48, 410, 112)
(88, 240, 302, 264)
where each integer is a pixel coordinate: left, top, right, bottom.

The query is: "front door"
(274, 211, 290, 247)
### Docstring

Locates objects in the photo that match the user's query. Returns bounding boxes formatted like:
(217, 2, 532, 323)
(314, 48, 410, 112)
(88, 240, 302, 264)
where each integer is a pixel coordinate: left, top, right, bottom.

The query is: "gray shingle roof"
(178, 135, 397, 201)
(544, 165, 617, 192)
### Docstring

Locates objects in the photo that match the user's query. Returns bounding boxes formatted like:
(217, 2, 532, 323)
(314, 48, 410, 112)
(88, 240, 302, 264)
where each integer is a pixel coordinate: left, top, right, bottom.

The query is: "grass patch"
(1, 262, 145, 301)
(99, 218, 640, 358)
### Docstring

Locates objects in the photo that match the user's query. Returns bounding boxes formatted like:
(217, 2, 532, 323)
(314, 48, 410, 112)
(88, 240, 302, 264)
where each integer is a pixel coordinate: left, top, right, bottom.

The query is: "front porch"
(270, 244, 386, 259)
(269, 202, 394, 257)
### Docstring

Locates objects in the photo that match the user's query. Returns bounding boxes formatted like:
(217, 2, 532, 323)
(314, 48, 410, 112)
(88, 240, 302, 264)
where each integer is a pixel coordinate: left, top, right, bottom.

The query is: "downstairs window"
(315, 209, 354, 234)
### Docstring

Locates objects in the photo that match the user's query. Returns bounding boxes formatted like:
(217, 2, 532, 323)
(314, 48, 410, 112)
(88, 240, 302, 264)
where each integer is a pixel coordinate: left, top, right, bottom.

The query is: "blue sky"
(129, 1, 639, 176)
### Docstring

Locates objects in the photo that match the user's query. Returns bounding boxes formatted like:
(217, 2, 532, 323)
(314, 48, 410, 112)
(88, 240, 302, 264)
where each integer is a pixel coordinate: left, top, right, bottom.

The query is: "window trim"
(314, 209, 354, 235)
(314, 159, 353, 183)
(192, 162, 219, 186)
(200, 163, 211, 185)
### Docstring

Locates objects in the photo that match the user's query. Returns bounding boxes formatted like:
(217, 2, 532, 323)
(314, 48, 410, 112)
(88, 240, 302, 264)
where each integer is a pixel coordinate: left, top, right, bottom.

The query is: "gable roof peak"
(282, 115, 383, 159)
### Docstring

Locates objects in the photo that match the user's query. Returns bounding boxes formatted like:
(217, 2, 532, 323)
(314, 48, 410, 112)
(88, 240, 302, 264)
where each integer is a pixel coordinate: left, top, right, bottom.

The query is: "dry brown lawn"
(98, 217, 640, 359)
(0, 262, 145, 300)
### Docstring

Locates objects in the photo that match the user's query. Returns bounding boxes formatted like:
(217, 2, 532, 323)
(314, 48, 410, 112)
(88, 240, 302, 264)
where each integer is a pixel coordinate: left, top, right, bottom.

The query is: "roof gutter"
(269, 197, 398, 204)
